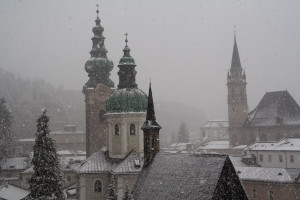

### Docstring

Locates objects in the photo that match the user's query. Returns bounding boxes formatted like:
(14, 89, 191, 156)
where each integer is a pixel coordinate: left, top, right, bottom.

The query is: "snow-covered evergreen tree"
(0, 97, 12, 163)
(28, 110, 63, 200)
(107, 174, 117, 200)
(122, 184, 133, 200)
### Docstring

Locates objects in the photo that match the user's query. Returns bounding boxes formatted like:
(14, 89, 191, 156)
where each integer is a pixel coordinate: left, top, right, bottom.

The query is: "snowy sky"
(0, 0, 300, 120)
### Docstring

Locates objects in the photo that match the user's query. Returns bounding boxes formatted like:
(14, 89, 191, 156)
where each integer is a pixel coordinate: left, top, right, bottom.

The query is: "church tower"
(142, 83, 161, 167)
(83, 7, 114, 157)
(105, 34, 148, 159)
(227, 33, 248, 147)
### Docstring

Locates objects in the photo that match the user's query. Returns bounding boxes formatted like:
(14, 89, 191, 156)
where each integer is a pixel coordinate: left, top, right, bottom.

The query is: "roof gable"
(246, 91, 300, 127)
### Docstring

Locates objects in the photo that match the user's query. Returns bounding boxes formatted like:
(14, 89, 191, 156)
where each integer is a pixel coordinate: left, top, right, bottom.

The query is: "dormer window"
(130, 123, 136, 135)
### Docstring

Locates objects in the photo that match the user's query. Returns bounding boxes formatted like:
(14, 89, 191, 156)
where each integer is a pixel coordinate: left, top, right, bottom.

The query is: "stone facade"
(83, 84, 113, 157)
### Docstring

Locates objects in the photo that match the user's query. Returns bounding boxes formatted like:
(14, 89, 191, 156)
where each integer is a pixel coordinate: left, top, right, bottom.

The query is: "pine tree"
(177, 121, 190, 143)
(107, 174, 117, 200)
(28, 110, 63, 200)
(122, 184, 133, 200)
(0, 97, 12, 163)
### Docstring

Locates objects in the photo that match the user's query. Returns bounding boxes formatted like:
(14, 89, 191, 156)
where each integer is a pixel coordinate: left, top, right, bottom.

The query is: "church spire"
(142, 83, 161, 167)
(231, 32, 242, 70)
(117, 33, 138, 89)
(141, 83, 161, 131)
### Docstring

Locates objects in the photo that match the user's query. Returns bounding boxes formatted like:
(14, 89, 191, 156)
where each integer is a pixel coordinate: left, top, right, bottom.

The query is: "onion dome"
(106, 88, 148, 113)
(106, 33, 147, 113)
(84, 6, 114, 88)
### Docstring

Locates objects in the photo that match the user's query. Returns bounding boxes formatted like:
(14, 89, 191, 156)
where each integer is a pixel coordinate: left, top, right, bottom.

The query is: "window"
(259, 154, 263, 162)
(152, 136, 156, 150)
(252, 189, 257, 198)
(290, 155, 294, 163)
(130, 123, 136, 135)
(99, 110, 105, 121)
(268, 155, 272, 162)
(94, 180, 102, 192)
(279, 155, 283, 163)
(114, 124, 119, 136)
(269, 191, 274, 200)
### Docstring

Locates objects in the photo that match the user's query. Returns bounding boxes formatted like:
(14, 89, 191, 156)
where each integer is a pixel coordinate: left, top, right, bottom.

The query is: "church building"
(227, 33, 300, 147)
(77, 7, 147, 200)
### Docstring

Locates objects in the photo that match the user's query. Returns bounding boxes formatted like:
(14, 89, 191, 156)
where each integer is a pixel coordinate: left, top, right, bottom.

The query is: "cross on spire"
(96, 4, 99, 16)
(125, 32, 128, 47)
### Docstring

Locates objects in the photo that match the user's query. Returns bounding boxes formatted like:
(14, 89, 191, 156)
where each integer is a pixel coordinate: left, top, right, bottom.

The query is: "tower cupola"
(84, 6, 114, 88)
(106, 34, 147, 113)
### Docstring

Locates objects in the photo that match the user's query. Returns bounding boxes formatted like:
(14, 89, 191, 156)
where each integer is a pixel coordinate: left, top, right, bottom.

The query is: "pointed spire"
(141, 83, 161, 130)
(231, 28, 242, 70)
(146, 82, 156, 121)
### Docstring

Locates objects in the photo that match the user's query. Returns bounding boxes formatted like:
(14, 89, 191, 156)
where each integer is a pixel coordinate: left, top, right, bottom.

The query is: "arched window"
(130, 123, 136, 135)
(94, 180, 102, 192)
(114, 124, 120, 136)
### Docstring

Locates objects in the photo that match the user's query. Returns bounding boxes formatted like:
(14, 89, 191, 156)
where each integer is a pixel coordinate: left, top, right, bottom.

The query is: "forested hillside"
(0, 68, 206, 145)
(0, 68, 85, 139)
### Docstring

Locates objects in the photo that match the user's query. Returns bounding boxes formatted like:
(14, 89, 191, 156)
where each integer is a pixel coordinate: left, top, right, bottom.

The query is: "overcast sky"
(0, 0, 300, 120)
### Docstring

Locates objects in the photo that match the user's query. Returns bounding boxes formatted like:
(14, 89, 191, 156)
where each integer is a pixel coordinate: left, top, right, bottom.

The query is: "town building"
(50, 124, 86, 152)
(247, 138, 300, 168)
(236, 167, 300, 200)
(227, 34, 300, 147)
(201, 120, 229, 140)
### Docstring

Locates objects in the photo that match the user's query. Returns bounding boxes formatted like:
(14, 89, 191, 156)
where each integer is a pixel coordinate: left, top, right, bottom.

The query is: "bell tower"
(227, 32, 248, 147)
(83, 6, 114, 157)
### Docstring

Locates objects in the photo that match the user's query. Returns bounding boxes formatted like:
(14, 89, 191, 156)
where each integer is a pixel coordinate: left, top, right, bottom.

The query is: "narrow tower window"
(130, 123, 136, 135)
(94, 180, 102, 192)
(114, 124, 120, 136)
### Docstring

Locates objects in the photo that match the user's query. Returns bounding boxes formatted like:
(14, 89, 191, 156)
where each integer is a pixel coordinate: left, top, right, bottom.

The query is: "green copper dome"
(119, 46, 135, 65)
(106, 88, 148, 113)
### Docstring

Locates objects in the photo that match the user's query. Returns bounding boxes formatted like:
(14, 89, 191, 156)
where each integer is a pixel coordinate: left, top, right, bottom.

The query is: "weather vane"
(96, 4, 99, 16)
(125, 32, 128, 46)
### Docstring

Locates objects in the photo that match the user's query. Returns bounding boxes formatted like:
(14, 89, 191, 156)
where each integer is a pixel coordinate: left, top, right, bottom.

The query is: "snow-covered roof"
(196, 141, 229, 150)
(22, 155, 85, 174)
(236, 166, 300, 183)
(1, 157, 29, 170)
(246, 91, 300, 127)
(50, 131, 85, 135)
(203, 120, 229, 128)
(248, 138, 300, 151)
(18, 138, 35, 142)
(0, 184, 29, 200)
(76, 149, 143, 174)
(132, 153, 247, 200)
(169, 143, 190, 148)
(229, 156, 258, 168)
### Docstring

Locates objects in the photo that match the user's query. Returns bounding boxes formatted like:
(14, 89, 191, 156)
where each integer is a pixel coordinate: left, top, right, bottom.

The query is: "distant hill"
(0, 68, 85, 139)
(0, 68, 206, 146)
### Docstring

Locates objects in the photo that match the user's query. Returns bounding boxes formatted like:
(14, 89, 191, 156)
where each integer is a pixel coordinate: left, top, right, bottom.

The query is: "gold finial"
(125, 32, 128, 46)
(96, 4, 99, 16)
